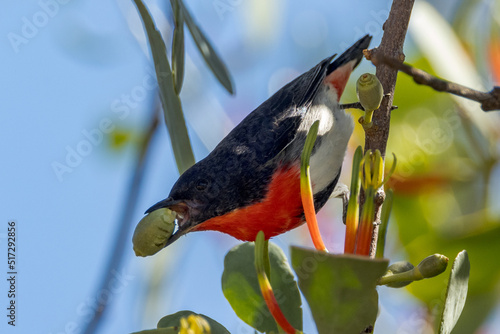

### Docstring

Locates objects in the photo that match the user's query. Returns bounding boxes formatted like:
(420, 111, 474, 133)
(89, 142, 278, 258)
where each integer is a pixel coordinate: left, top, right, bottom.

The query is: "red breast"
(192, 165, 302, 241)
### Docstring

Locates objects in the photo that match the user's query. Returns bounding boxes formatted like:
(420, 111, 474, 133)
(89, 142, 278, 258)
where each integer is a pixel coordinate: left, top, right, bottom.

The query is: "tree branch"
(366, 50, 500, 112)
(364, 0, 415, 257)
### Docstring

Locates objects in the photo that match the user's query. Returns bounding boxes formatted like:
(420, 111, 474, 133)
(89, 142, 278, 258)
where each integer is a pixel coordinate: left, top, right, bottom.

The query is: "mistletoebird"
(146, 35, 372, 247)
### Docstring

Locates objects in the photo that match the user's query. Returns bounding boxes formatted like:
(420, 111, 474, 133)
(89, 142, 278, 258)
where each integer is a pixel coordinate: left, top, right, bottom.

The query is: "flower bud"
(132, 208, 176, 257)
(356, 73, 384, 112)
(385, 261, 414, 288)
(361, 149, 384, 190)
(415, 254, 449, 279)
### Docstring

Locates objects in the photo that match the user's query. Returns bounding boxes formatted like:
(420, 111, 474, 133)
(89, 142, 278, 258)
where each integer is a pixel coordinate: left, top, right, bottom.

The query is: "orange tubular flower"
(300, 121, 328, 252)
(255, 231, 301, 334)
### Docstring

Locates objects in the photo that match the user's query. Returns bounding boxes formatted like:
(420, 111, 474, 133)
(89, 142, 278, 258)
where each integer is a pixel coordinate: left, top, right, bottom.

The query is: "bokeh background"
(1, 0, 500, 333)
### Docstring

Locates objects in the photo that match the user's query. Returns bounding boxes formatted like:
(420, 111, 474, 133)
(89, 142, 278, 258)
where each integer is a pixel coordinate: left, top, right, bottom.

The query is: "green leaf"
(133, 0, 195, 174)
(392, 195, 499, 333)
(222, 242, 302, 333)
(290, 247, 388, 334)
(157, 310, 230, 334)
(438, 250, 470, 334)
(178, 0, 234, 94)
(170, 0, 185, 94)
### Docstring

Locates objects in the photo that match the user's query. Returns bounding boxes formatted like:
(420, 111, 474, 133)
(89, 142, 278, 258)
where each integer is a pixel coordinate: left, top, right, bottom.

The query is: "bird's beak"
(145, 197, 198, 247)
(146, 197, 184, 214)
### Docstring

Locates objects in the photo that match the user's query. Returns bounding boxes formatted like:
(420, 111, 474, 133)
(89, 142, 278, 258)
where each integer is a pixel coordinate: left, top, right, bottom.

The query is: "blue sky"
(2, 0, 492, 333)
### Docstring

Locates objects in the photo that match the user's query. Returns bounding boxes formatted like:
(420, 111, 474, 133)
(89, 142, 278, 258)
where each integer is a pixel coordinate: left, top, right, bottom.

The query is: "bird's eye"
(196, 180, 208, 191)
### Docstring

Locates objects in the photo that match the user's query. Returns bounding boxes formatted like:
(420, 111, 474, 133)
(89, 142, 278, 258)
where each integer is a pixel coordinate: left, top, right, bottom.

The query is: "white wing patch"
(307, 84, 354, 194)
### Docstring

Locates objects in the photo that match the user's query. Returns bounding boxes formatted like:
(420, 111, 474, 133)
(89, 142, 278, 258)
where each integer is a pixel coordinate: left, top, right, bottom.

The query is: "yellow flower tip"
(374, 150, 383, 185)
(179, 317, 189, 334)
(361, 149, 384, 190)
(179, 315, 211, 334)
(380, 153, 397, 187)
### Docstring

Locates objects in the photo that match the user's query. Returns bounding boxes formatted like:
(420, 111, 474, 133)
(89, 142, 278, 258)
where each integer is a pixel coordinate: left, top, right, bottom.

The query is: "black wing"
(166, 35, 371, 219)
(213, 55, 335, 166)
(211, 34, 372, 166)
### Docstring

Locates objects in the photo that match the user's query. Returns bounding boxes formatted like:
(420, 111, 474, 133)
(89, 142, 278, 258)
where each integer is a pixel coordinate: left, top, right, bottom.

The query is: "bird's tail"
(324, 35, 372, 98)
(327, 35, 372, 74)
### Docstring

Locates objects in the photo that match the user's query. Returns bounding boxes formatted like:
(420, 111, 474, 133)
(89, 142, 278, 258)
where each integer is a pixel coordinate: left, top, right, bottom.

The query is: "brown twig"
(370, 189, 386, 257)
(366, 50, 500, 112)
(363, 0, 415, 258)
(340, 102, 365, 110)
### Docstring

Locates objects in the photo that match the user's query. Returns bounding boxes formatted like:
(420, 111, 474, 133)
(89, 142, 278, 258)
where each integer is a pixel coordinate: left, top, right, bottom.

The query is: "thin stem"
(82, 110, 160, 334)
(378, 269, 417, 286)
(340, 102, 365, 110)
(368, 51, 500, 112)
